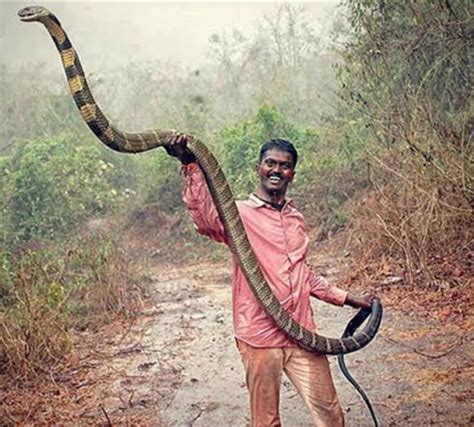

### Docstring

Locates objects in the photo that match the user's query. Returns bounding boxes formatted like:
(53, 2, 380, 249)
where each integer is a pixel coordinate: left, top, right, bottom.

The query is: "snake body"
(18, 6, 382, 355)
(338, 307, 380, 425)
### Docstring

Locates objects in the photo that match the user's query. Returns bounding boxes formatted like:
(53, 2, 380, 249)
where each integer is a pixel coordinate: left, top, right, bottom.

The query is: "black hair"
(258, 139, 298, 168)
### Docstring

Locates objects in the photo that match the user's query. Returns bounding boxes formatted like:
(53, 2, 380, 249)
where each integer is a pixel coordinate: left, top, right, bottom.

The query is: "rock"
(382, 276, 403, 285)
(190, 313, 207, 320)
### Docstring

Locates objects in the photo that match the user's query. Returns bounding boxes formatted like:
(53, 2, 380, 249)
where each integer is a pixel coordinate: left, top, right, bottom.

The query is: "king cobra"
(18, 5, 383, 423)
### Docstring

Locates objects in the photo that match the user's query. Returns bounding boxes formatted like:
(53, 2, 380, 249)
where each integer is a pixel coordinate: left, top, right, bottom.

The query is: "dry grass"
(0, 232, 146, 381)
(69, 233, 146, 329)
(345, 96, 473, 297)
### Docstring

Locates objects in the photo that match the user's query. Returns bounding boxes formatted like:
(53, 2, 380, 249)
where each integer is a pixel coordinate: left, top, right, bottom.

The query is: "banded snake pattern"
(18, 5, 382, 357)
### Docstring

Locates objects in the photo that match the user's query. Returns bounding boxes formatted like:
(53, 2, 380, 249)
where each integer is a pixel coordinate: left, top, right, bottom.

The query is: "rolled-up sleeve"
(181, 163, 229, 244)
(308, 271, 347, 306)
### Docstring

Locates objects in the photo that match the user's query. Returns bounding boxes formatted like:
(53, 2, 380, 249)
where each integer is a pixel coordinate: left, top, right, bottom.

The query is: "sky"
(0, 1, 340, 70)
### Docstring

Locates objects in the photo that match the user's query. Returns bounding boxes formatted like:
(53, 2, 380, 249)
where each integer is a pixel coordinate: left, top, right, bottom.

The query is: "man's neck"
(254, 189, 286, 206)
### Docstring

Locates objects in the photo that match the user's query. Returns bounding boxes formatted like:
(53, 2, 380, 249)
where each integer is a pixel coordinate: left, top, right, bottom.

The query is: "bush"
(334, 0, 473, 287)
(0, 232, 144, 379)
(134, 149, 185, 213)
(2, 134, 122, 244)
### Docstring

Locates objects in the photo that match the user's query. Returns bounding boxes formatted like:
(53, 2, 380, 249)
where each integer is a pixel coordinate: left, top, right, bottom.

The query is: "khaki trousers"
(236, 339, 344, 427)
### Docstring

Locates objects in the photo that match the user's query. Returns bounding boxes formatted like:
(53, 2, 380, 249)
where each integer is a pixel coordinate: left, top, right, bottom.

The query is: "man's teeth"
(269, 176, 282, 182)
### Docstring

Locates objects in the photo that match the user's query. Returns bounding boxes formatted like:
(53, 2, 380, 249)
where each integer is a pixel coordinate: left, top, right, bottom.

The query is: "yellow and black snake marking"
(18, 5, 383, 355)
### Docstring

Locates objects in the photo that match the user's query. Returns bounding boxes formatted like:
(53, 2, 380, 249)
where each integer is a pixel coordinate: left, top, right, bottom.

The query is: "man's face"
(256, 148, 295, 197)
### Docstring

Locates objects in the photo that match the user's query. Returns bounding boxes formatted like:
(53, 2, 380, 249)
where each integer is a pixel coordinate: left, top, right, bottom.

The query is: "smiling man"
(166, 136, 371, 427)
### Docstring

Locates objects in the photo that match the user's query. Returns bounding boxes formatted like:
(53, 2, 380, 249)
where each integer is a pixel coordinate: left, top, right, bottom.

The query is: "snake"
(338, 307, 381, 426)
(18, 5, 382, 359)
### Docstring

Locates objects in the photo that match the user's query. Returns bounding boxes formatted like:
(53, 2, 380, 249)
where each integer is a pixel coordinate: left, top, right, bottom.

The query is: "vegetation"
(334, 0, 472, 287)
(3, 136, 116, 242)
(0, 233, 144, 379)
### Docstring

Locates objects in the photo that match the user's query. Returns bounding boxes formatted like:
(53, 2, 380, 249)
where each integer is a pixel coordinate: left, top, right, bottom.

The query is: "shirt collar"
(248, 193, 294, 211)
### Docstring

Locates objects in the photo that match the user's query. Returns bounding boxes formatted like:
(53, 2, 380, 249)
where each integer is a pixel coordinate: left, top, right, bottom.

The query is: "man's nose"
(273, 164, 282, 173)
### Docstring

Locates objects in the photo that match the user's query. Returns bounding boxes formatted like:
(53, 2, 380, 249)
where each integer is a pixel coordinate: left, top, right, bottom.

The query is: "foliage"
(215, 105, 365, 235)
(0, 64, 91, 153)
(1, 134, 122, 244)
(134, 149, 184, 213)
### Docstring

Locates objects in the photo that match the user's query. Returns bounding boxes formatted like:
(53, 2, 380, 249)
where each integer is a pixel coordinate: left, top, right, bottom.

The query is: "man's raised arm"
(166, 134, 229, 245)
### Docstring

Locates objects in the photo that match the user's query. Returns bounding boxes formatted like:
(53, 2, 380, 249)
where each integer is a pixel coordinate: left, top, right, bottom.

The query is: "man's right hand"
(165, 133, 196, 165)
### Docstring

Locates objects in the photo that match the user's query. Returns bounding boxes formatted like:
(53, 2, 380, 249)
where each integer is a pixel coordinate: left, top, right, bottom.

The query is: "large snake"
(18, 6, 382, 357)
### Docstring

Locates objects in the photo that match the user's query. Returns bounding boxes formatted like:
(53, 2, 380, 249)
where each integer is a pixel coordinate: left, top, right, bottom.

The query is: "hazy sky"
(0, 1, 339, 70)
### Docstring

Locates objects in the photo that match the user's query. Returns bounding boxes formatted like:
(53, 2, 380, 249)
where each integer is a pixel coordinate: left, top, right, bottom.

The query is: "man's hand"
(345, 293, 374, 309)
(165, 133, 196, 165)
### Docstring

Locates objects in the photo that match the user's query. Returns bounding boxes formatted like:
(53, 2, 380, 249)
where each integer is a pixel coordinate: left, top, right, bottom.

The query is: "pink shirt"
(182, 163, 348, 348)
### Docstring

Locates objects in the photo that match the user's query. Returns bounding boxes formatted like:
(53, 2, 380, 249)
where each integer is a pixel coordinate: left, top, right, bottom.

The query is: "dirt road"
(85, 259, 472, 426)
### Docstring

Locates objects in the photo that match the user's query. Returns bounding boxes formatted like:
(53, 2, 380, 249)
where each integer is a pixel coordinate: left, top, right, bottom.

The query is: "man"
(166, 135, 372, 427)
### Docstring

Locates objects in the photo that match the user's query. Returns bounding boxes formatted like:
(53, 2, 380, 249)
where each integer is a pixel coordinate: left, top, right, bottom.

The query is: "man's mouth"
(268, 175, 282, 183)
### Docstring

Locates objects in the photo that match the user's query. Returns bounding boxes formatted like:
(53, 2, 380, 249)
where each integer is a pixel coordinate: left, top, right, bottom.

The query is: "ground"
(1, 239, 472, 426)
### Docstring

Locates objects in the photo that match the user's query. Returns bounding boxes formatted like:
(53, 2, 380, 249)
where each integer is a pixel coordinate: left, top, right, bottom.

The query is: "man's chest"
(240, 207, 309, 257)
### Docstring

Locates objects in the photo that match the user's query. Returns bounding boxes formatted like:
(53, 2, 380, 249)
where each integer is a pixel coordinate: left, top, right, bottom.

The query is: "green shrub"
(134, 149, 184, 213)
(3, 134, 121, 243)
(214, 105, 360, 235)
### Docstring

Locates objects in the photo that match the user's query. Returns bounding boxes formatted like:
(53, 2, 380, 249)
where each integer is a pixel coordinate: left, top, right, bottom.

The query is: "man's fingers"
(366, 295, 377, 308)
(167, 134, 185, 156)
(165, 133, 195, 164)
(176, 133, 187, 146)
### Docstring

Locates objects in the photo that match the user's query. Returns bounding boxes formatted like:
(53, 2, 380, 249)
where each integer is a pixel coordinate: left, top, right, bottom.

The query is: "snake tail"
(338, 307, 380, 426)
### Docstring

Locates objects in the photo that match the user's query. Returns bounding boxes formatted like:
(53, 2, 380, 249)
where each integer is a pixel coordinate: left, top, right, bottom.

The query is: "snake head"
(18, 5, 51, 22)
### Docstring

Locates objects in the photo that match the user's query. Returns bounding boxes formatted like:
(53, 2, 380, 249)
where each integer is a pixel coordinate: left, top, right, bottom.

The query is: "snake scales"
(18, 6, 382, 355)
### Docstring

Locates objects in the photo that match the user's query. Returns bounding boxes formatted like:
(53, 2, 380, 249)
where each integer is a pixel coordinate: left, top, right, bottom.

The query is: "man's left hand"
(345, 293, 374, 309)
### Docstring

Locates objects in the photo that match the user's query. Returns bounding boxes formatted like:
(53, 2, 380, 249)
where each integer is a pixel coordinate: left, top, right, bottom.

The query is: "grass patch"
(0, 232, 146, 381)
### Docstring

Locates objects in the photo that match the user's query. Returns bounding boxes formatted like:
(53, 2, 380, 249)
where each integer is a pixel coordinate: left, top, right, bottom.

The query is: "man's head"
(258, 139, 298, 168)
(256, 139, 298, 200)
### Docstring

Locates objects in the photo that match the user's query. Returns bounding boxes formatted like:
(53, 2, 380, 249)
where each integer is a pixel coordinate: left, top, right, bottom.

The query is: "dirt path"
(79, 255, 472, 426)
